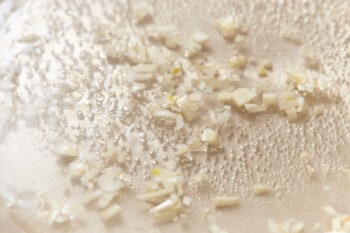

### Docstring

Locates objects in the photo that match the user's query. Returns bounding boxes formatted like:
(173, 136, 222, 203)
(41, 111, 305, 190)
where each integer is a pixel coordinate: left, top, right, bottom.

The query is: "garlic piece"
(214, 196, 240, 208)
(285, 108, 298, 121)
(306, 164, 315, 177)
(97, 192, 116, 208)
(133, 3, 153, 23)
(217, 91, 233, 103)
(258, 66, 268, 77)
(56, 144, 79, 159)
(231, 88, 257, 107)
(277, 92, 299, 110)
(244, 103, 267, 113)
(69, 161, 89, 179)
(182, 196, 191, 206)
(130, 64, 159, 82)
(201, 128, 219, 145)
(191, 31, 209, 45)
(229, 55, 247, 69)
(153, 110, 178, 119)
(136, 189, 170, 202)
(253, 184, 272, 195)
(97, 167, 124, 192)
(99, 204, 122, 222)
(262, 93, 277, 106)
(216, 17, 236, 38)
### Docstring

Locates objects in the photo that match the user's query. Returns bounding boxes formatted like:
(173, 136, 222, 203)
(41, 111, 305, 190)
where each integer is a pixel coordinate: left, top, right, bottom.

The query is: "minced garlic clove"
(287, 70, 306, 86)
(153, 110, 178, 119)
(201, 128, 219, 145)
(216, 17, 236, 39)
(285, 108, 298, 121)
(306, 164, 315, 178)
(217, 91, 233, 103)
(69, 161, 89, 180)
(97, 193, 116, 208)
(229, 55, 247, 69)
(133, 3, 153, 23)
(253, 184, 272, 195)
(136, 189, 170, 202)
(191, 31, 209, 45)
(244, 103, 267, 113)
(182, 196, 191, 206)
(99, 204, 122, 222)
(56, 144, 79, 161)
(231, 88, 257, 107)
(132, 63, 158, 73)
(277, 92, 299, 110)
(258, 66, 268, 77)
(262, 93, 277, 106)
(214, 196, 240, 208)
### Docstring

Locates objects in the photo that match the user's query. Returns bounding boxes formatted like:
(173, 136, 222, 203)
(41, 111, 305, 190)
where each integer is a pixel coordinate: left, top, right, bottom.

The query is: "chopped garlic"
(130, 64, 159, 82)
(48, 203, 83, 225)
(175, 144, 190, 157)
(136, 189, 169, 202)
(101, 148, 118, 158)
(216, 17, 236, 38)
(191, 31, 209, 45)
(263, 60, 273, 70)
(99, 204, 122, 222)
(229, 55, 247, 69)
(287, 70, 306, 85)
(69, 163, 89, 180)
(83, 190, 102, 204)
(56, 144, 79, 159)
(214, 196, 240, 208)
(97, 167, 124, 192)
(153, 110, 178, 119)
(175, 114, 185, 130)
(132, 63, 158, 73)
(258, 66, 268, 77)
(306, 164, 315, 177)
(80, 167, 99, 185)
(104, 44, 121, 60)
(253, 184, 272, 195)
(262, 93, 277, 106)
(201, 128, 219, 145)
(182, 196, 191, 206)
(150, 195, 183, 223)
(153, 209, 179, 224)
(231, 88, 257, 107)
(244, 103, 267, 113)
(149, 198, 176, 214)
(133, 3, 153, 23)
(277, 92, 299, 110)
(98, 192, 116, 208)
(217, 91, 233, 103)
(285, 108, 298, 121)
